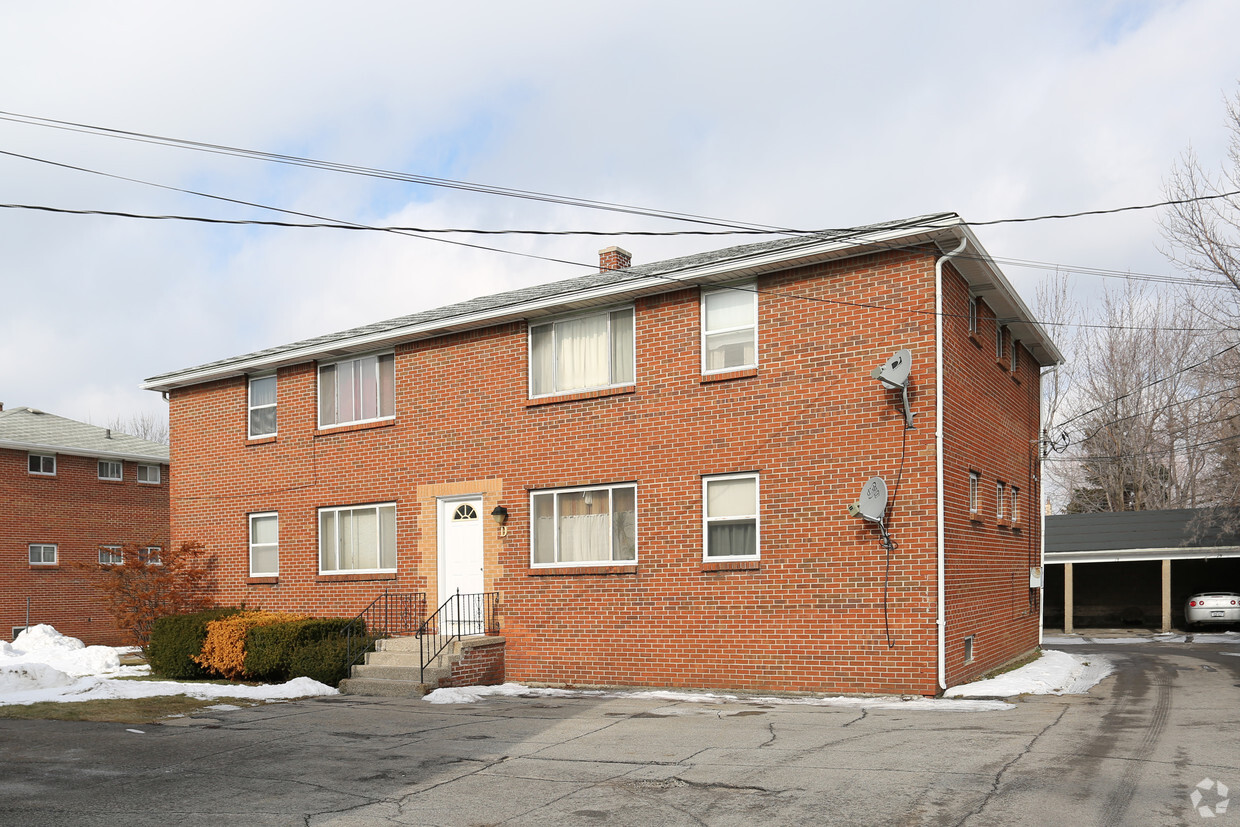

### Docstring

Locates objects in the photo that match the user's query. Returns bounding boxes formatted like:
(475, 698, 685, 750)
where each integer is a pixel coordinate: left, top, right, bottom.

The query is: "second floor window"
(969, 471, 980, 513)
(702, 285, 757, 373)
(318, 353, 395, 428)
(98, 460, 122, 481)
(530, 307, 634, 397)
(1011, 486, 1020, 523)
(28, 453, 55, 475)
(996, 481, 1007, 519)
(248, 375, 277, 437)
(968, 297, 979, 335)
(99, 546, 123, 565)
(29, 544, 57, 565)
(137, 464, 161, 484)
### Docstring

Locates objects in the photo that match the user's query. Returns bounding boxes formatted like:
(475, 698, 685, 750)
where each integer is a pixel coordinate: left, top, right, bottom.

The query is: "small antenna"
(847, 476, 895, 551)
(870, 349, 914, 428)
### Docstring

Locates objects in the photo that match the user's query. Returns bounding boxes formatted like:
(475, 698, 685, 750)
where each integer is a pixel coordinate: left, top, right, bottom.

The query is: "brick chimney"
(599, 246, 632, 271)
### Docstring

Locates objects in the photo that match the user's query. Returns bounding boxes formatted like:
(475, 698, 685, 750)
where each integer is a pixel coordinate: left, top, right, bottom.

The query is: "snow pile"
(944, 649, 1113, 698)
(0, 624, 338, 707)
(424, 683, 1014, 711)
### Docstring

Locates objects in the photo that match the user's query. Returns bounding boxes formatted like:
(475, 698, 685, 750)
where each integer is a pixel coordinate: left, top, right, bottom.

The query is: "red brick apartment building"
(143, 214, 1060, 694)
(1, 406, 170, 645)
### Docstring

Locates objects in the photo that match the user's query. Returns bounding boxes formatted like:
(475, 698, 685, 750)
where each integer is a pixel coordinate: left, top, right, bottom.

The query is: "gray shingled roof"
(143, 212, 1059, 391)
(0, 407, 169, 463)
(1046, 509, 1240, 563)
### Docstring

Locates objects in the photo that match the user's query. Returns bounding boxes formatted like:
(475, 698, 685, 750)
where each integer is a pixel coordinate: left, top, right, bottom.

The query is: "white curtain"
(556, 316, 609, 391)
(559, 513, 611, 561)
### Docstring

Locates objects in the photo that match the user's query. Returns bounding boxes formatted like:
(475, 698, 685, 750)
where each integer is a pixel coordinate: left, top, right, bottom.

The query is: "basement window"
(964, 635, 975, 664)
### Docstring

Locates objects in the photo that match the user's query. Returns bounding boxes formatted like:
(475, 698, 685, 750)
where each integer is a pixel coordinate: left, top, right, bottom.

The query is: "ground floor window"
(319, 503, 396, 573)
(249, 513, 279, 576)
(531, 483, 636, 566)
(703, 473, 759, 559)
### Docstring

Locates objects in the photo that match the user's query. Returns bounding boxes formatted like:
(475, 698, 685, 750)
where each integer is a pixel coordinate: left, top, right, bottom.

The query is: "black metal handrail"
(345, 590, 427, 669)
(418, 591, 499, 682)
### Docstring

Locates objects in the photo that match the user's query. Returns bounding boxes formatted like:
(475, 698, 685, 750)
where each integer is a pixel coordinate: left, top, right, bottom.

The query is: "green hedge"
(244, 618, 362, 684)
(146, 607, 242, 679)
(288, 636, 355, 687)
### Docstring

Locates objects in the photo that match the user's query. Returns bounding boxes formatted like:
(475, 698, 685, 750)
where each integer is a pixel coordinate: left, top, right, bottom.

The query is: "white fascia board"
(1046, 546, 1240, 564)
(0, 439, 169, 464)
(142, 220, 967, 393)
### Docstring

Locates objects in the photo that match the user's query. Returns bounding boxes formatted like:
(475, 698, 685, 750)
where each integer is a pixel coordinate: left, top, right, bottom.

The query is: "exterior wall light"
(491, 505, 509, 537)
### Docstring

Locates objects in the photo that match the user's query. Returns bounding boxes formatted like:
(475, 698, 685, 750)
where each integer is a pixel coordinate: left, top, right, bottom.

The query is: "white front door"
(439, 496, 484, 610)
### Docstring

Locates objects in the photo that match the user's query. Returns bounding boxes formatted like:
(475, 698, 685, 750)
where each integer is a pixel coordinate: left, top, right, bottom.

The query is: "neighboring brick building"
(1, 406, 170, 644)
(144, 214, 1059, 694)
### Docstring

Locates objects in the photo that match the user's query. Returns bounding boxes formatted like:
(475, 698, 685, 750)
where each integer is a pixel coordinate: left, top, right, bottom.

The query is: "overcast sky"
(2, 1, 1238, 429)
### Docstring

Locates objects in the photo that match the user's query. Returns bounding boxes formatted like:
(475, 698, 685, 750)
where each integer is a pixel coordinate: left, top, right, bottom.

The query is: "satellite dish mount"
(870, 348, 915, 429)
(847, 476, 895, 551)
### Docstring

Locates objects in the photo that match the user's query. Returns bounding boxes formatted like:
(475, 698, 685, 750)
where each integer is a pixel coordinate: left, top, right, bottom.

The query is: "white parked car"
(1184, 592, 1240, 627)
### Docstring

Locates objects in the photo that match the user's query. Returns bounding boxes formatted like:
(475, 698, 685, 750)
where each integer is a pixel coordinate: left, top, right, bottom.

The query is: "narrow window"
(98, 460, 122, 481)
(964, 635, 975, 664)
(968, 471, 980, 513)
(996, 481, 1007, 519)
(318, 353, 395, 428)
(529, 307, 635, 397)
(29, 544, 57, 565)
(531, 484, 637, 566)
(1011, 338, 1020, 373)
(28, 453, 55, 475)
(702, 284, 758, 373)
(967, 297, 979, 335)
(248, 375, 278, 438)
(249, 513, 279, 576)
(99, 546, 123, 565)
(319, 503, 396, 573)
(1011, 487, 1020, 524)
(995, 324, 1006, 361)
(137, 464, 161, 484)
(703, 473, 760, 559)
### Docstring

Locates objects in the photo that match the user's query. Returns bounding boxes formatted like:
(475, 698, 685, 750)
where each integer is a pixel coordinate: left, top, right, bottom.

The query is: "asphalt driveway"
(1, 639, 1238, 826)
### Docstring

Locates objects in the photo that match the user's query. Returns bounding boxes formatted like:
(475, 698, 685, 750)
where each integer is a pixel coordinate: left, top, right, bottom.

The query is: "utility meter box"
(1029, 567, 1043, 589)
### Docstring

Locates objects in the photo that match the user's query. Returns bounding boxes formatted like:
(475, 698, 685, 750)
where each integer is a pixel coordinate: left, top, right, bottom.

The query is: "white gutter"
(935, 234, 968, 691)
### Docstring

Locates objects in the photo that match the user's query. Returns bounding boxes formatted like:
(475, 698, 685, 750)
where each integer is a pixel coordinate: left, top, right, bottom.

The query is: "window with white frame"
(1010, 487, 1020, 524)
(137, 464, 161, 484)
(529, 307, 634, 397)
(248, 375, 277, 438)
(1011, 338, 1020, 373)
(531, 483, 636, 566)
(702, 284, 757, 373)
(29, 544, 57, 565)
(969, 471, 980, 513)
(996, 481, 1007, 519)
(98, 460, 122, 481)
(318, 353, 395, 428)
(995, 324, 1007, 361)
(99, 546, 123, 565)
(139, 546, 162, 565)
(319, 503, 396, 573)
(249, 513, 279, 576)
(703, 473, 759, 559)
(28, 453, 55, 475)
(967, 297, 979, 335)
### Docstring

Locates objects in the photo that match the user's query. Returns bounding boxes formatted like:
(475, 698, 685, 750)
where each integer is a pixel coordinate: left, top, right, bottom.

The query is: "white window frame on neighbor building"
(318, 503, 396, 574)
(995, 324, 1006, 361)
(137, 464, 161, 484)
(98, 460, 122, 481)
(1010, 486, 1020, 524)
(530, 483, 637, 567)
(528, 306, 635, 398)
(969, 471, 980, 514)
(1011, 338, 1020, 373)
(996, 481, 1007, 519)
(248, 374, 278, 438)
(703, 472, 760, 560)
(99, 545, 123, 566)
(701, 283, 758, 374)
(317, 352, 395, 429)
(29, 544, 57, 565)
(249, 512, 279, 576)
(967, 296, 979, 336)
(139, 546, 162, 565)
(28, 453, 55, 476)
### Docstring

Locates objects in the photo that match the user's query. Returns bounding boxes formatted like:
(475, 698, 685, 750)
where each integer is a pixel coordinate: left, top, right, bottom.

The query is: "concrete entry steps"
(339, 635, 505, 698)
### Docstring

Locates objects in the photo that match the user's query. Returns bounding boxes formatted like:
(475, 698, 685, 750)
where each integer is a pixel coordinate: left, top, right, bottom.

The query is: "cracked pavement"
(1, 641, 1238, 826)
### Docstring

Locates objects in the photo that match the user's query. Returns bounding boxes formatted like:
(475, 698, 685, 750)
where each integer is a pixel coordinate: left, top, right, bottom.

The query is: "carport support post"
(1161, 558, 1172, 632)
(1064, 562, 1074, 634)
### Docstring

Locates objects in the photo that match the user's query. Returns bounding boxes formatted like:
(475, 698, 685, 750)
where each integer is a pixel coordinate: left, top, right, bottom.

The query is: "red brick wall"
(438, 639, 506, 688)
(169, 247, 1041, 694)
(0, 449, 170, 645)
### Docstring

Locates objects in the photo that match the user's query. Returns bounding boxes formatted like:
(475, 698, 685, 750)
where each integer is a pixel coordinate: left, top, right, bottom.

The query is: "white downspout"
(936, 234, 968, 691)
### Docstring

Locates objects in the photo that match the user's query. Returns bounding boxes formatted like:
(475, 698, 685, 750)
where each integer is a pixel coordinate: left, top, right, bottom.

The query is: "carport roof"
(1046, 509, 1240, 564)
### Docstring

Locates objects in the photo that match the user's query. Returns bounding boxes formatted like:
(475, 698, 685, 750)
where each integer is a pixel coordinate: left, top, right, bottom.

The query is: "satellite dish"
(870, 349, 911, 389)
(854, 476, 888, 524)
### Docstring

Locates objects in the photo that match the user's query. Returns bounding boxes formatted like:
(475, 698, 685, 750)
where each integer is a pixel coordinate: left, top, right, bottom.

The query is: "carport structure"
(1044, 509, 1240, 632)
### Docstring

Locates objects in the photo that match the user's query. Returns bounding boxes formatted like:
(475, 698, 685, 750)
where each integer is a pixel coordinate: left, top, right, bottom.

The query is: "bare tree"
(108, 411, 169, 445)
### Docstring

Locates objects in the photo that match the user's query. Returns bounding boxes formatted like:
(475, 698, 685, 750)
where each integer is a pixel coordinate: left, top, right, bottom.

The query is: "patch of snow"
(945, 650, 1114, 698)
(0, 625, 339, 707)
(423, 682, 1014, 711)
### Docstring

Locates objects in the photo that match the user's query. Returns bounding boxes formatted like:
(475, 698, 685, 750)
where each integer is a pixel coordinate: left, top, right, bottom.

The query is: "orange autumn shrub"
(194, 611, 311, 680)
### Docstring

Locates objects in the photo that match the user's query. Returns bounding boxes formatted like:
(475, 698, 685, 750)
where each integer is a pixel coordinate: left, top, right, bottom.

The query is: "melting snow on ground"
(944, 649, 1114, 698)
(0, 625, 337, 706)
